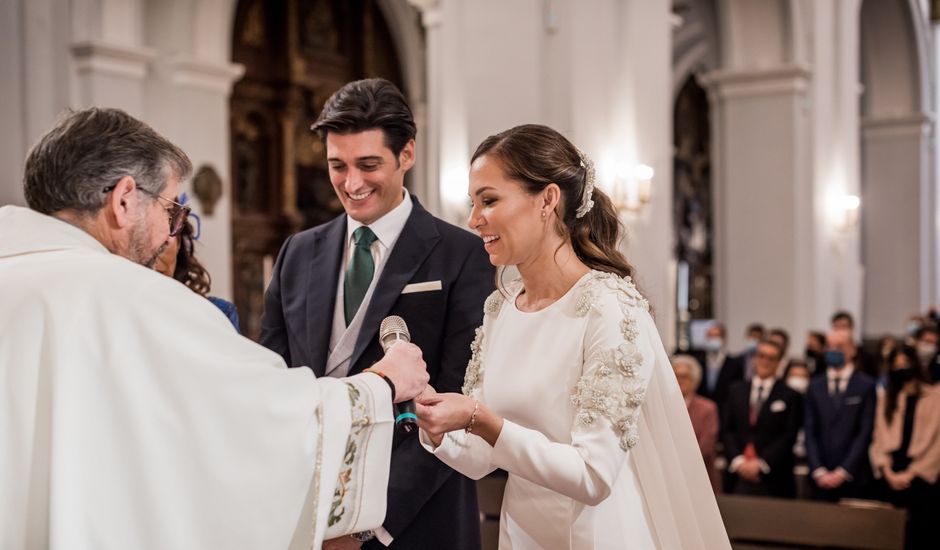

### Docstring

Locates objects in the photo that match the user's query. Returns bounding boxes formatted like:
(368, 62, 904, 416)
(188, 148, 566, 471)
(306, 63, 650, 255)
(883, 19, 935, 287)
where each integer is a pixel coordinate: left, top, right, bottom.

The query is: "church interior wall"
(0, 0, 935, 349)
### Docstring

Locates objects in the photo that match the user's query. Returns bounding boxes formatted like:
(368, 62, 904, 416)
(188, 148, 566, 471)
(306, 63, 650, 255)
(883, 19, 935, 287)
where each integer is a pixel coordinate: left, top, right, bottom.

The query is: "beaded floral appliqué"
(464, 287, 514, 397)
(461, 326, 485, 396)
(570, 272, 650, 451)
(484, 290, 504, 317)
(574, 288, 595, 317)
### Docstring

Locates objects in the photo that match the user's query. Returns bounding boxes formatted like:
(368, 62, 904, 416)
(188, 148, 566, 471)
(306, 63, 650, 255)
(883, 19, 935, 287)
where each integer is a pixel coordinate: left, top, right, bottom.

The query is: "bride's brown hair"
(471, 124, 634, 282)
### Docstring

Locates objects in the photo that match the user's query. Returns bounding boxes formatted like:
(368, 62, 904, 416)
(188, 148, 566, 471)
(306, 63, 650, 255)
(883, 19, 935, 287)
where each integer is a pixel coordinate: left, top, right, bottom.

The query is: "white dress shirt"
(827, 365, 854, 396)
(329, 190, 414, 376)
(729, 376, 775, 474)
(329, 190, 413, 546)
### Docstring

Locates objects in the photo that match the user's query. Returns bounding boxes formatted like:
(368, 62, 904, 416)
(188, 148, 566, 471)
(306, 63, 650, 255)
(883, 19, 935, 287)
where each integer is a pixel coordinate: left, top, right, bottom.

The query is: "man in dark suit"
(830, 310, 879, 378)
(804, 328, 876, 501)
(694, 322, 745, 414)
(722, 340, 803, 498)
(261, 79, 493, 550)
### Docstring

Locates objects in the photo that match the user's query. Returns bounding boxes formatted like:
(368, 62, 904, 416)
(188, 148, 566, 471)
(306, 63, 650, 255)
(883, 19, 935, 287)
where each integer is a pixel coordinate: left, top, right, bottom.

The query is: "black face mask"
(890, 368, 916, 387)
(805, 347, 817, 359)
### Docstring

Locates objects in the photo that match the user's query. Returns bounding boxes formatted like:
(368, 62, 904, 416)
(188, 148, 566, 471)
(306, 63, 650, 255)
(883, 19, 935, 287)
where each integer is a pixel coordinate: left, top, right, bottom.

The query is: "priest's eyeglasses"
(102, 184, 191, 237)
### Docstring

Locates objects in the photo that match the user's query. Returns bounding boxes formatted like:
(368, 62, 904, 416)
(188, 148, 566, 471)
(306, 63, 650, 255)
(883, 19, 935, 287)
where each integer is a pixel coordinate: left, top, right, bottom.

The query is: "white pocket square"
(770, 400, 786, 412)
(401, 280, 442, 294)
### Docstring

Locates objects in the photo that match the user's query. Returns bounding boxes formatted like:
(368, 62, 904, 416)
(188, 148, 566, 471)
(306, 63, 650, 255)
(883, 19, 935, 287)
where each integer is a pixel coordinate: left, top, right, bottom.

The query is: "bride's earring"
(541, 210, 547, 221)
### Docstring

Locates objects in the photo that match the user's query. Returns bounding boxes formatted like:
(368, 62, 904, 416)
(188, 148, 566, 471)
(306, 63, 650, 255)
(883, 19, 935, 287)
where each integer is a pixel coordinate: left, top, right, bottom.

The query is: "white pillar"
(71, 41, 155, 115)
(70, 0, 153, 115)
(933, 19, 940, 311)
(0, 0, 26, 206)
(861, 116, 932, 334)
(703, 66, 812, 350)
(149, 56, 244, 300)
(408, 0, 444, 217)
(610, 0, 675, 344)
(809, 0, 864, 334)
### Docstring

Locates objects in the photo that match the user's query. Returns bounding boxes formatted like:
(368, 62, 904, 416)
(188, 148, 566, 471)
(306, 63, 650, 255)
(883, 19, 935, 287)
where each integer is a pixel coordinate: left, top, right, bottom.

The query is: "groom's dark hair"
(311, 78, 416, 156)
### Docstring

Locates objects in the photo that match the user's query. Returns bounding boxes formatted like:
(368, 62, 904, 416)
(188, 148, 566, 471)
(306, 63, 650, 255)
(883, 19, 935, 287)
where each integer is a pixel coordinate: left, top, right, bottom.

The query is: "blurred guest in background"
(673, 354, 722, 494)
(805, 331, 827, 374)
(722, 340, 803, 498)
(769, 328, 790, 377)
(740, 323, 766, 380)
(876, 335, 900, 388)
(830, 311, 878, 378)
(695, 322, 744, 414)
(784, 360, 811, 394)
(870, 346, 940, 549)
(904, 315, 926, 346)
(911, 326, 939, 383)
(804, 329, 876, 501)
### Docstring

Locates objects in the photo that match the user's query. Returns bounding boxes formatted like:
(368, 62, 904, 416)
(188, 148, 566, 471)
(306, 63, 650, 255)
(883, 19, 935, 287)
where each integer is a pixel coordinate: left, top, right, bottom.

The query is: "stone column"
(861, 115, 932, 333)
(158, 55, 245, 300)
(703, 65, 813, 349)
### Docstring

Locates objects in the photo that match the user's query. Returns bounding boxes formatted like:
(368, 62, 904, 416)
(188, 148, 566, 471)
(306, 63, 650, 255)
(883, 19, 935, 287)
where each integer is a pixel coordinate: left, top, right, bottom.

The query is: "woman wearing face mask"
(415, 125, 729, 549)
(870, 346, 940, 549)
(912, 327, 939, 383)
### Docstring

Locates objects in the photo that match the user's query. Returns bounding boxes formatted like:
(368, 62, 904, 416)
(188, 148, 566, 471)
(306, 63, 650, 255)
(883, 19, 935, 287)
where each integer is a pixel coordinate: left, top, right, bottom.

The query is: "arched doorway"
(673, 75, 714, 350)
(229, 0, 408, 340)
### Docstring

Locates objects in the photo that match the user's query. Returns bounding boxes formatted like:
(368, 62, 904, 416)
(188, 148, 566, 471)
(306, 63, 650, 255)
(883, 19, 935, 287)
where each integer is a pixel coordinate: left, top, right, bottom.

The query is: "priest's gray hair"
(24, 107, 192, 215)
(671, 354, 703, 386)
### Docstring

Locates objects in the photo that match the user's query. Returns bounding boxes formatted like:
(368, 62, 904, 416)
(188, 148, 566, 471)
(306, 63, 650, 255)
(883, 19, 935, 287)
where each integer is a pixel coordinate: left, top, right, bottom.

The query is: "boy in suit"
(261, 78, 493, 549)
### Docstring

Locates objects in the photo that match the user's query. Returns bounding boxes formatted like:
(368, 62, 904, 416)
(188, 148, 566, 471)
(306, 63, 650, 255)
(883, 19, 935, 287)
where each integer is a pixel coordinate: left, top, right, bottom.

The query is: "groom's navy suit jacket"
(260, 196, 493, 549)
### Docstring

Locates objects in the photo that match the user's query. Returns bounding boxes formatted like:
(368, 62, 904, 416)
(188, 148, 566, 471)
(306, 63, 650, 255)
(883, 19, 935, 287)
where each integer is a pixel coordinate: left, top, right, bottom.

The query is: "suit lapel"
(817, 380, 838, 419)
(757, 381, 783, 424)
(349, 198, 441, 373)
(831, 373, 856, 418)
(305, 216, 346, 377)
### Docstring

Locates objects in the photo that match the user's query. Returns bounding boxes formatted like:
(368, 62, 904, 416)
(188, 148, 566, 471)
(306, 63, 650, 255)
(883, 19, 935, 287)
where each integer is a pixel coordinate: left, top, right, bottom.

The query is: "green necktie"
(344, 226, 377, 326)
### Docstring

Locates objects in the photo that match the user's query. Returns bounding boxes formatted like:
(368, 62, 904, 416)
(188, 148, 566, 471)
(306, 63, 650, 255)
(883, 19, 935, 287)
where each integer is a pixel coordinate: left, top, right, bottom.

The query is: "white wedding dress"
(421, 271, 730, 549)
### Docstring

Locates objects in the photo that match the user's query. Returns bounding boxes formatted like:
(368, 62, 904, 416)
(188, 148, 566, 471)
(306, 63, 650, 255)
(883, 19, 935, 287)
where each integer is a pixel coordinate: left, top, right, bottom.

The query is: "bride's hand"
(415, 392, 476, 436)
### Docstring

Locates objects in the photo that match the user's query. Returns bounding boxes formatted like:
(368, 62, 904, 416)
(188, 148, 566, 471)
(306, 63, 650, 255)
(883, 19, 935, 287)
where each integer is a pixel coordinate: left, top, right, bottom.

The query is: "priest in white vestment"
(0, 107, 429, 550)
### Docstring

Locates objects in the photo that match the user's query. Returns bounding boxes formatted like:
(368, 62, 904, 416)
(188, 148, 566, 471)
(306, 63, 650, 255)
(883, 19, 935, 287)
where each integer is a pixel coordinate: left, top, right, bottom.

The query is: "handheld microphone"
(379, 315, 417, 433)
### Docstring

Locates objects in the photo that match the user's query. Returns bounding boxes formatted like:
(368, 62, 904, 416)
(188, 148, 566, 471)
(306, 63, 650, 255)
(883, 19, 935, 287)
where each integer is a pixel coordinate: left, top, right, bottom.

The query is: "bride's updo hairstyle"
(471, 124, 634, 279)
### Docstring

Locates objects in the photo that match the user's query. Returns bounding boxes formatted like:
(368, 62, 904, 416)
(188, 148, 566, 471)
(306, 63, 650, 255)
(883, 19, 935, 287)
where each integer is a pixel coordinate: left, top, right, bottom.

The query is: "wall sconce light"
(834, 194, 860, 231)
(610, 163, 655, 213)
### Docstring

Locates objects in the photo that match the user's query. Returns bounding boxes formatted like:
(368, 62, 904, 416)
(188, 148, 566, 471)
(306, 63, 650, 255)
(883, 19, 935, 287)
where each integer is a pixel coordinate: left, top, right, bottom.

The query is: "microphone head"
(379, 315, 411, 351)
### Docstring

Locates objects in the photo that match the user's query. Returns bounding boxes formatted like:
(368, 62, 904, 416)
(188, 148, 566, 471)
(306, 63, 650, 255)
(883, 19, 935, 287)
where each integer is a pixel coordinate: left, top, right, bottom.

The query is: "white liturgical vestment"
(0, 206, 394, 550)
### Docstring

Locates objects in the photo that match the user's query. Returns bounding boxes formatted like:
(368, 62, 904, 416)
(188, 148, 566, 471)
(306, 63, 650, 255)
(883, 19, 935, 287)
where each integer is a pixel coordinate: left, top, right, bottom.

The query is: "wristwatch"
(351, 530, 376, 542)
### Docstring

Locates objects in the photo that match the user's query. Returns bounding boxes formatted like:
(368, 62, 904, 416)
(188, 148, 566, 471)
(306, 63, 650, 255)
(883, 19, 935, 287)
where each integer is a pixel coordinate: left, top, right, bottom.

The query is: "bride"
(416, 124, 730, 549)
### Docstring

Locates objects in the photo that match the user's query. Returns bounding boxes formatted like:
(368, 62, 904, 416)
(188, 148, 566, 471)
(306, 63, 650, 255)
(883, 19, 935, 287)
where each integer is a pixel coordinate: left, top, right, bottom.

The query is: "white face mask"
(704, 337, 723, 353)
(786, 377, 809, 393)
(917, 343, 937, 363)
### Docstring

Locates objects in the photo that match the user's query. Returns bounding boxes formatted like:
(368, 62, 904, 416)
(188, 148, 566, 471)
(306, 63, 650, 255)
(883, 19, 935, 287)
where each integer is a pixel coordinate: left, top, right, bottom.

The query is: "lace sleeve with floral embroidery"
(570, 272, 651, 451)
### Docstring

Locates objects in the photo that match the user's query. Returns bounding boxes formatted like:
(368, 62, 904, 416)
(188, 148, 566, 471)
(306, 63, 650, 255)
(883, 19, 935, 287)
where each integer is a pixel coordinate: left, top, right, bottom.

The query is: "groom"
(261, 78, 493, 549)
